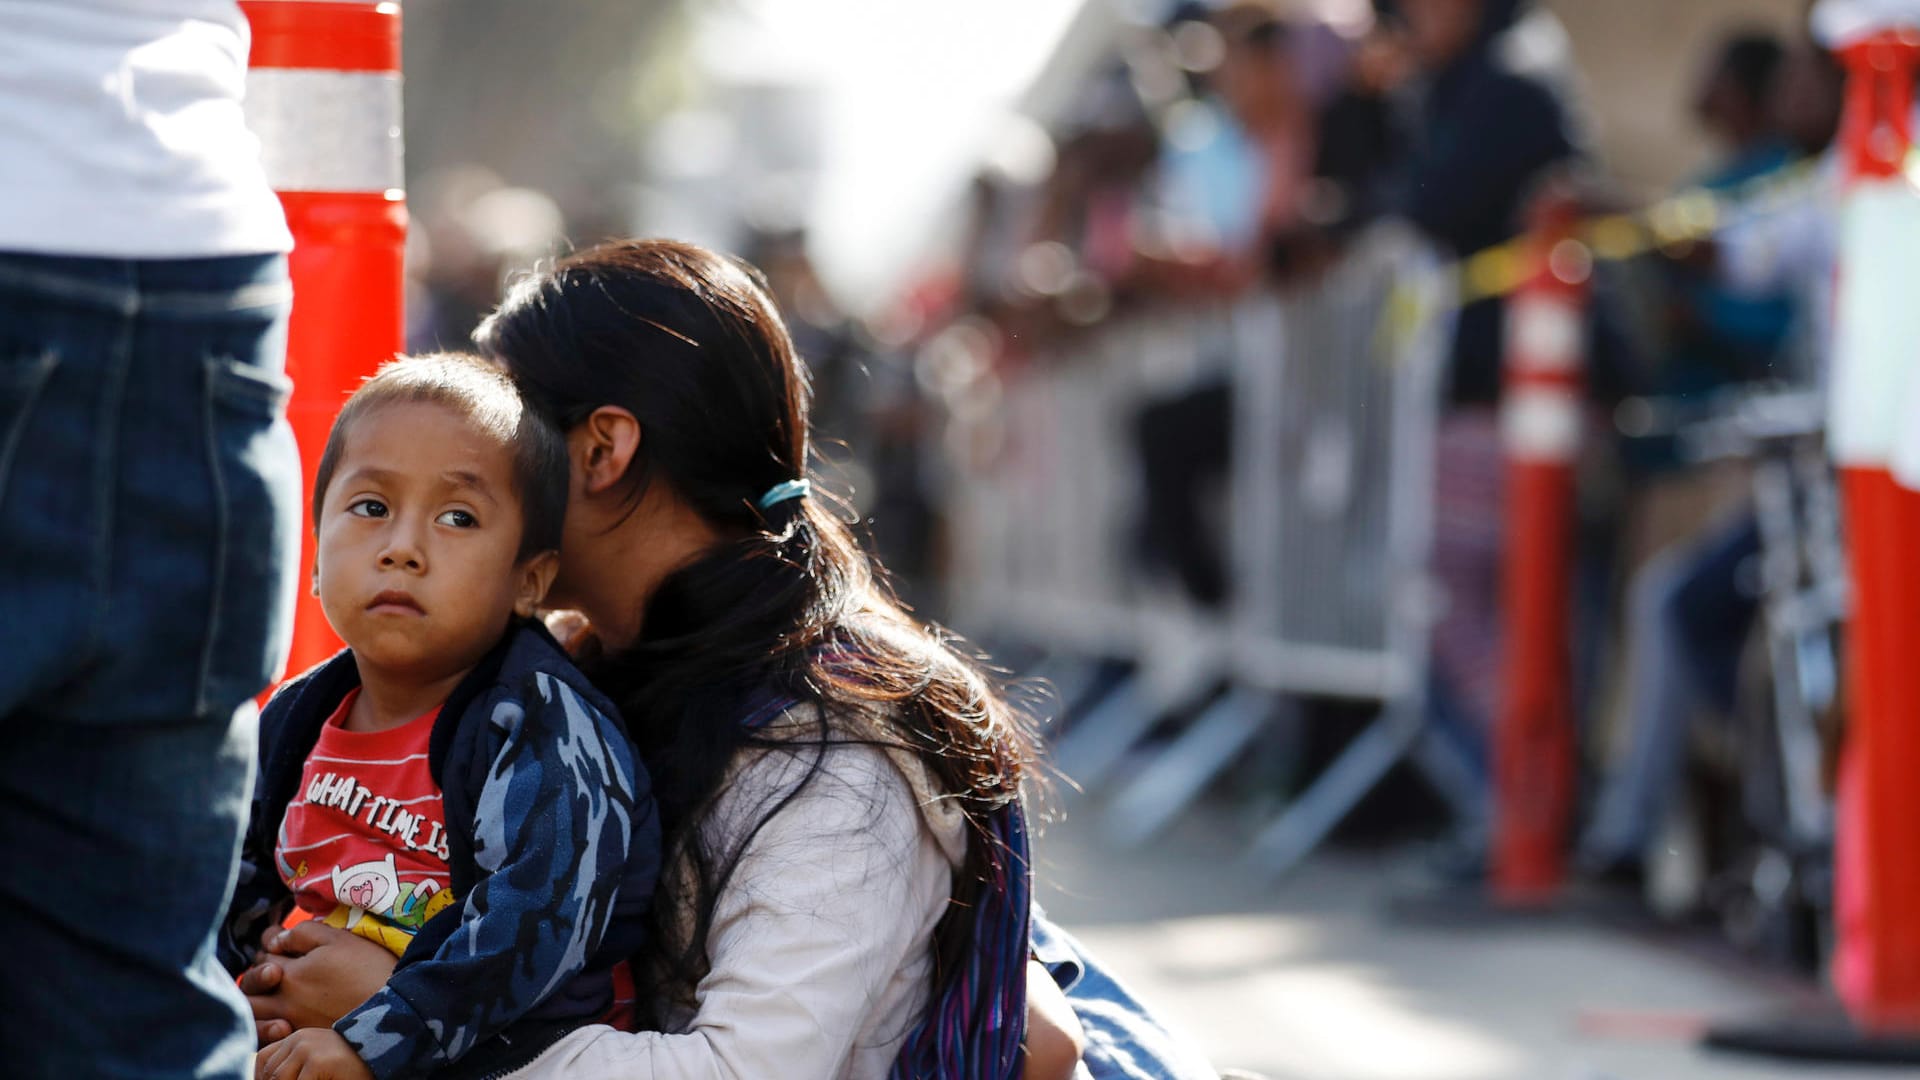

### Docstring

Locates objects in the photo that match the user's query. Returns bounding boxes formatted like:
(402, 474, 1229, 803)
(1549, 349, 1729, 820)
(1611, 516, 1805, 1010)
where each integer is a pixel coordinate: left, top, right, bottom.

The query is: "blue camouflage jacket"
(220, 621, 660, 1080)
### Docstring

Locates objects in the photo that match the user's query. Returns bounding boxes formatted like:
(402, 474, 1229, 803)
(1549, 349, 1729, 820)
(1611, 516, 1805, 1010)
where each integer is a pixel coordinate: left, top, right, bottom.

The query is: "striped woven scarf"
(738, 689, 1032, 1078)
(887, 798, 1032, 1079)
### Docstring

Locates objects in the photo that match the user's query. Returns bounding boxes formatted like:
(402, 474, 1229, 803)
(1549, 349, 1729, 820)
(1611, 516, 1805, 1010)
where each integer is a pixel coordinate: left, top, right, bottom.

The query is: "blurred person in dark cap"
(0, 2, 299, 1076)
(1392, 0, 1580, 403)
(1389, 0, 1581, 857)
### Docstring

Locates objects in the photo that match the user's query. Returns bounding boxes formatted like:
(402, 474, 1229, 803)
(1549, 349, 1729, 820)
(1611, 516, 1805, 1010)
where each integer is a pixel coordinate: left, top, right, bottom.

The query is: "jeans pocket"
(0, 348, 59, 508)
(197, 354, 302, 716)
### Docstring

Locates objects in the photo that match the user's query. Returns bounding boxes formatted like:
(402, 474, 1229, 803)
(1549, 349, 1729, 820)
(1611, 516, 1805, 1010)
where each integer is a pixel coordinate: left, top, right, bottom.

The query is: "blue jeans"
(1582, 510, 1762, 866)
(1031, 910, 1218, 1080)
(0, 252, 300, 1078)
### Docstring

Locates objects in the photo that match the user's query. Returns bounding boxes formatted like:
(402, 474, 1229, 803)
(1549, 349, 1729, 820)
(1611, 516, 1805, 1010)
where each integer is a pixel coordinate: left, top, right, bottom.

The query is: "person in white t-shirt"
(0, 4, 299, 1077)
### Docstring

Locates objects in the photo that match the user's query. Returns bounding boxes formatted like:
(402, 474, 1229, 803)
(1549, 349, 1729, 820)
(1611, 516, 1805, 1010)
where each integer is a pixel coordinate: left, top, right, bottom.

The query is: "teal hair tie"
(756, 478, 810, 510)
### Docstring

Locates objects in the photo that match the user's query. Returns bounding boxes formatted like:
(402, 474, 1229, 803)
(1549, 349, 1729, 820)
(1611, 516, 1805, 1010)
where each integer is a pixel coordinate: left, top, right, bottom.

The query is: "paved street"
(1033, 793, 1898, 1080)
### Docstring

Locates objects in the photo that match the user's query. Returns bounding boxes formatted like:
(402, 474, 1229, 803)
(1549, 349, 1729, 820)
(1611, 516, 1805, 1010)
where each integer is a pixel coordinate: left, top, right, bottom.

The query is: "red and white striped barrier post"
(1823, 13, 1920, 1035)
(241, 0, 407, 676)
(1491, 191, 1588, 908)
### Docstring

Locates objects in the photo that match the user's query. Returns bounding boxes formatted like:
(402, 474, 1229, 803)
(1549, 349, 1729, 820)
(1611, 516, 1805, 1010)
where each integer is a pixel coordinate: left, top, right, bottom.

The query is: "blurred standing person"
(408, 171, 566, 354)
(751, 229, 861, 452)
(1133, 2, 1327, 608)
(1654, 31, 1795, 404)
(1391, 0, 1580, 842)
(0, 3, 298, 1078)
(1713, 39, 1847, 390)
(1580, 38, 1845, 883)
(1142, 1, 1321, 299)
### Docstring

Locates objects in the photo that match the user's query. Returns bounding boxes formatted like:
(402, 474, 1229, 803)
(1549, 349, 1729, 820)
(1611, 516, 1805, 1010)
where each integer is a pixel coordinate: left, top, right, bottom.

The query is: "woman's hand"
(241, 921, 395, 1045)
(254, 1027, 374, 1080)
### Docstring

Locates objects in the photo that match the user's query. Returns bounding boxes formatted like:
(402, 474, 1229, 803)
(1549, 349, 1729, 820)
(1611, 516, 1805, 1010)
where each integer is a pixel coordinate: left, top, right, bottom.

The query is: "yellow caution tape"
(1366, 159, 1831, 367)
(1444, 157, 1824, 307)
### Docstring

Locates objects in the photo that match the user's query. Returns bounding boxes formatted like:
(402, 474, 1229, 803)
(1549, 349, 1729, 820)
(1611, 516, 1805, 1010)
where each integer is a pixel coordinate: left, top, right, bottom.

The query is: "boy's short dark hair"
(311, 352, 568, 560)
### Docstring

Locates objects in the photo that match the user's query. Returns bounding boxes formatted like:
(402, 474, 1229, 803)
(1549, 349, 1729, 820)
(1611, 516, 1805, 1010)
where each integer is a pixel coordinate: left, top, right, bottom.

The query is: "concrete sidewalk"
(1032, 797, 1892, 1080)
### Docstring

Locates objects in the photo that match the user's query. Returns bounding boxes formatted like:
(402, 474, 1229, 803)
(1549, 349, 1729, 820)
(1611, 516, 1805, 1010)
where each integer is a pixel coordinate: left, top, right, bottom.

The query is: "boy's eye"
(436, 509, 478, 528)
(347, 498, 388, 519)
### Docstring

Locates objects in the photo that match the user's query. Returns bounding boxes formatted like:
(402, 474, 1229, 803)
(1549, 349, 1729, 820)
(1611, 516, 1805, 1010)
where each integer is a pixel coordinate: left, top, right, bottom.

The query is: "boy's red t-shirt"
(275, 688, 456, 955)
(271, 685, 640, 1028)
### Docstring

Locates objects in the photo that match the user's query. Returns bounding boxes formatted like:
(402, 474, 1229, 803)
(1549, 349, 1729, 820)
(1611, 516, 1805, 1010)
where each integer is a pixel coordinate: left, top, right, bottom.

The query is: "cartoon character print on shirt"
(275, 700, 462, 959)
(314, 853, 460, 954)
(333, 852, 400, 922)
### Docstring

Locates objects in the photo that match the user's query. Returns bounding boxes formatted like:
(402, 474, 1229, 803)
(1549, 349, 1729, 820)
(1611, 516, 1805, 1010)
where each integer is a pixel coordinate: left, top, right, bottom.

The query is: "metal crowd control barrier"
(1127, 225, 1462, 873)
(946, 224, 1460, 875)
(1680, 389, 1841, 868)
(945, 301, 1239, 790)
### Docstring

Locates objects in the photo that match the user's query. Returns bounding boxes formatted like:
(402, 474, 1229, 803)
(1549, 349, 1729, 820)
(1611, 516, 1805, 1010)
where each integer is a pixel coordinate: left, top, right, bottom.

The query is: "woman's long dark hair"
(475, 238, 1038, 1019)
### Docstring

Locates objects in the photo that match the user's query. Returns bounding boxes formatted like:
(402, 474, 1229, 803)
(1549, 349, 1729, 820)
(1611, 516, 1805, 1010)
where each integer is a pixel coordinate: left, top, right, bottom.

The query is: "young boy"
(219, 353, 660, 1080)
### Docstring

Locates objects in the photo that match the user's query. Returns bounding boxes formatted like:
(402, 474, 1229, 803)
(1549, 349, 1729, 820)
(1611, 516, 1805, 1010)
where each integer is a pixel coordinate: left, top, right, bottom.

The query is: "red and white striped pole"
(241, 0, 406, 676)
(1491, 191, 1588, 908)
(1820, 6, 1920, 1034)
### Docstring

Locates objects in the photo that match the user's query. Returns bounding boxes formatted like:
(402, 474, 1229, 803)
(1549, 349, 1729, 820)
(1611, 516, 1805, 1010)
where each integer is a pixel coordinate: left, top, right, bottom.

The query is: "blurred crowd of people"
(404, 0, 1856, 968)
(884, 0, 1851, 965)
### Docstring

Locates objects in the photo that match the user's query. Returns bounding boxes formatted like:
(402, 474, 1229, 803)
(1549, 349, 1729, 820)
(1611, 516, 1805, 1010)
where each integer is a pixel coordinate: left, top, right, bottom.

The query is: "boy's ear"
(512, 551, 561, 619)
(310, 562, 321, 598)
(573, 406, 641, 497)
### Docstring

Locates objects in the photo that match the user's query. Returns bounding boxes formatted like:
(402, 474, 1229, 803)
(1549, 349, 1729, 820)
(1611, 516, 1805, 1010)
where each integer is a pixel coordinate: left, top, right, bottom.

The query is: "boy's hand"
(243, 921, 395, 1045)
(255, 1028, 374, 1080)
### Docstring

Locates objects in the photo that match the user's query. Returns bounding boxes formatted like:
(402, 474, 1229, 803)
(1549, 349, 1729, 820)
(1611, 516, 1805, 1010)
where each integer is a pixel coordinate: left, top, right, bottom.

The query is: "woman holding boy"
(243, 239, 1214, 1080)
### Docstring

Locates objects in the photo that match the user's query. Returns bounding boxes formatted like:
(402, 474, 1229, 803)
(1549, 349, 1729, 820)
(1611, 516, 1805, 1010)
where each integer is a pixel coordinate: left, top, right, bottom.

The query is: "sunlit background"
(387, 2, 1892, 1076)
(402, 0, 1803, 317)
